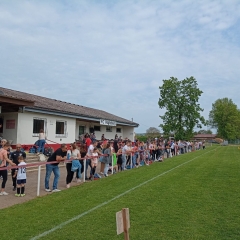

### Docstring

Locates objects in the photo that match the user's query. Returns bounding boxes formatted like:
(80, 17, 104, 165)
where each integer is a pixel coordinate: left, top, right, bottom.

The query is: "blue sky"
(0, 0, 240, 133)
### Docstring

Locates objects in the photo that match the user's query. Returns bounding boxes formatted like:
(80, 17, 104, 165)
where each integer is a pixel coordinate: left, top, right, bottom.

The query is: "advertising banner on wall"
(100, 119, 116, 126)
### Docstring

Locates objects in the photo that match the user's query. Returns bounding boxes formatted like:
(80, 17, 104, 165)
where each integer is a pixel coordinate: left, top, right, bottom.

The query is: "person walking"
(11, 144, 26, 191)
(45, 144, 67, 192)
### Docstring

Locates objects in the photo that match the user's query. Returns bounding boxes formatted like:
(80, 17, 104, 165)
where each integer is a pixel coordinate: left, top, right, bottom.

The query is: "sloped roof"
(0, 87, 138, 127)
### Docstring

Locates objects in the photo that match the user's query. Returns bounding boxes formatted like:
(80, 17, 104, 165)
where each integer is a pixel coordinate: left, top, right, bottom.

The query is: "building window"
(106, 126, 112, 132)
(56, 121, 67, 137)
(33, 118, 46, 136)
(116, 127, 121, 133)
(79, 126, 85, 135)
(94, 126, 101, 131)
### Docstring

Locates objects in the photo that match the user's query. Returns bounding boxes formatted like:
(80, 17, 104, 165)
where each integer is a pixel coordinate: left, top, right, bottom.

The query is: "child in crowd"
(117, 147, 122, 171)
(91, 147, 98, 180)
(13, 156, 27, 197)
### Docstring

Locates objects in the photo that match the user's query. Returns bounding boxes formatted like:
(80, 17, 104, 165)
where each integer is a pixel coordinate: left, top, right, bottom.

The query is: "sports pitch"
(1, 146, 240, 240)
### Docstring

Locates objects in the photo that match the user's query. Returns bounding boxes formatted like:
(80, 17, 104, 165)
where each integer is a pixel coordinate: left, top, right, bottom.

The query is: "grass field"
(1, 146, 240, 240)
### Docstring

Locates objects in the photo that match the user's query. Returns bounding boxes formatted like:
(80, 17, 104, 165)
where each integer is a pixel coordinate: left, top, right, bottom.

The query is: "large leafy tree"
(209, 98, 240, 140)
(158, 76, 205, 140)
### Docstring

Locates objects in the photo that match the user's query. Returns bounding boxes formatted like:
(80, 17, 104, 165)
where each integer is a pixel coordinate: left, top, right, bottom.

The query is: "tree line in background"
(136, 77, 240, 141)
(209, 98, 240, 140)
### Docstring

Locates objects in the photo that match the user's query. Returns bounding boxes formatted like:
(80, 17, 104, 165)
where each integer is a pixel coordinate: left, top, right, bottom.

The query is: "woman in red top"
(85, 135, 92, 150)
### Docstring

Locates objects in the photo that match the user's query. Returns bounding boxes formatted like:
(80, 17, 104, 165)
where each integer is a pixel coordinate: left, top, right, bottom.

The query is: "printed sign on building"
(100, 119, 116, 126)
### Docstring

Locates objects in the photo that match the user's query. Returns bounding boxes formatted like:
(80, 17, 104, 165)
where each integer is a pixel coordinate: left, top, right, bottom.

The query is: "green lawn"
(1, 146, 240, 240)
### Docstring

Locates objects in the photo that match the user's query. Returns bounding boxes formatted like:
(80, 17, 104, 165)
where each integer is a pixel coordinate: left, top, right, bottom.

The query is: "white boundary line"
(30, 148, 217, 240)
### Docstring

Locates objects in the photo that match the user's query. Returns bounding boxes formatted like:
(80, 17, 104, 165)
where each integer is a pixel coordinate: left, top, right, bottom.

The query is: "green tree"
(158, 76, 205, 140)
(209, 98, 240, 140)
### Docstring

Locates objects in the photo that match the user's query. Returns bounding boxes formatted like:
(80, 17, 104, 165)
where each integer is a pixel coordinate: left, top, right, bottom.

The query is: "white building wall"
(75, 120, 134, 141)
(17, 112, 76, 144)
(122, 126, 135, 142)
(0, 113, 18, 144)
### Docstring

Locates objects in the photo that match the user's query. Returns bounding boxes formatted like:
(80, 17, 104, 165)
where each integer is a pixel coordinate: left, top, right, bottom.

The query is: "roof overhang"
(0, 96, 35, 106)
(0, 96, 35, 113)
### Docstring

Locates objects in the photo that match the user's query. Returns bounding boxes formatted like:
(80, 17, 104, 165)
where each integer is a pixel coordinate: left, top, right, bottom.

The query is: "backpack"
(39, 154, 46, 162)
(29, 147, 36, 154)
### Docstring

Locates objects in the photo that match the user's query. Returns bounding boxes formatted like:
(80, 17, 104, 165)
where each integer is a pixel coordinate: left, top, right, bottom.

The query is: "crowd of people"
(0, 131, 206, 197)
(44, 136, 206, 192)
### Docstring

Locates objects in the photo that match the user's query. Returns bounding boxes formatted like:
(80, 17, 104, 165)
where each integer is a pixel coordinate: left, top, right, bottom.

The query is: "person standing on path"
(66, 143, 81, 188)
(45, 144, 67, 192)
(13, 155, 27, 197)
(0, 142, 16, 196)
(11, 144, 26, 191)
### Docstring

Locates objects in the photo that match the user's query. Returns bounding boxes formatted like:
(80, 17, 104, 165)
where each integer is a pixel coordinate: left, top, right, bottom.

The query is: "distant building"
(0, 87, 138, 149)
(193, 134, 217, 141)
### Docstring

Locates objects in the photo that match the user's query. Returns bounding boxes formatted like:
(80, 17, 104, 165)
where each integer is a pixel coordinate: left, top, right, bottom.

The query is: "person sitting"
(37, 129, 46, 154)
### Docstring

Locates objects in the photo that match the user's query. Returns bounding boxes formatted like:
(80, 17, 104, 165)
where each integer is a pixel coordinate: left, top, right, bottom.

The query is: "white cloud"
(0, 0, 240, 133)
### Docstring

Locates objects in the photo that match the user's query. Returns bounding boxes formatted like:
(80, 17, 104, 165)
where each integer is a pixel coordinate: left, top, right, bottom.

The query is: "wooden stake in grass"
(116, 208, 130, 240)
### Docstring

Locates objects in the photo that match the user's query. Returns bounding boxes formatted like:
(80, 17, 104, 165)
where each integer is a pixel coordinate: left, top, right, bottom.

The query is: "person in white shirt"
(85, 141, 98, 180)
(66, 143, 81, 188)
(13, 156, 27, 197)
(122, 140, 132, 170)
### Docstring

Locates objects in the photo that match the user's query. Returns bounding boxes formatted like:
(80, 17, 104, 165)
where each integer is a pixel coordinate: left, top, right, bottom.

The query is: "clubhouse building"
(0, 87, 138, 149)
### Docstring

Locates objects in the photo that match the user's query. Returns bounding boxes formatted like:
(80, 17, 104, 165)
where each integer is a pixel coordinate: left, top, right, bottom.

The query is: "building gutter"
(23, 107, 139, 127)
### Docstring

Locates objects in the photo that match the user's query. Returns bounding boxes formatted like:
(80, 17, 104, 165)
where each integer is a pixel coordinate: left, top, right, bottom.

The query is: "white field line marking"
(30, 148, 217, 240)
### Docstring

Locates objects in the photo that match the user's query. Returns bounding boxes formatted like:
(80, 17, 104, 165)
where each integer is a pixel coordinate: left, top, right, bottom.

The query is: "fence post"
(112, 155, 114, 175)
(130, 153, 133, 169)
(83, 158, 86, 183)
(37, 165, 41, 196)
